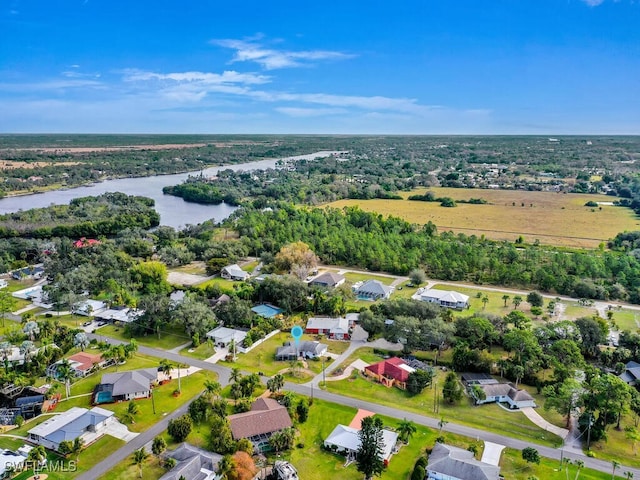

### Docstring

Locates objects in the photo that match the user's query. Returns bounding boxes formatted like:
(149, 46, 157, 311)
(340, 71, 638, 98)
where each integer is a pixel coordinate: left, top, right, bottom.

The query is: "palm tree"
(573, 459, 584, 480)
(204, 380, 221, 400)
(151, 436, 166, 464)
(438, 417, 448, 433)
(513, 365, 525, 387)
(612, 460, 620, 480)
(27, 445, 46, 471)
(230, 367, 242, 384)
(397, 418, 417, 444)
(481, 294, 489, 310)
(57, 359, 74, 398)
(123, 400, 139, 424)
(159, 359, 173, 380)
(71, 436, 84, 463)
(133, 447, 149, 478)
(502, 294, 510, 307)
(624, 471, 634, 480)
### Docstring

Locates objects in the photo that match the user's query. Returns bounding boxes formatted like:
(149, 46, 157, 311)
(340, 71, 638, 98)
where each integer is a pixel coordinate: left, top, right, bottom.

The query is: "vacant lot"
(327, 187, 639, 248)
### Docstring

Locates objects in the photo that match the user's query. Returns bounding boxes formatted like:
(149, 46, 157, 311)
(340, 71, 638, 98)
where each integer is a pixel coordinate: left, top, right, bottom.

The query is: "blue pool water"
(95, 391, 113, 404)
(251, 304, 283, 318)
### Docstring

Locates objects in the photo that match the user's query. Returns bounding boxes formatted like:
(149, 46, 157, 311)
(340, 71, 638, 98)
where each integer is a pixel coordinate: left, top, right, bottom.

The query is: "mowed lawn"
(326, 187, 639, 248)
(325, 371, 562, 447)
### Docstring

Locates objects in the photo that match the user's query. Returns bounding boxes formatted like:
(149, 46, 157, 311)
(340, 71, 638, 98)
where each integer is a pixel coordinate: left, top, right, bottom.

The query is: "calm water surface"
(0, 151, 343, 229)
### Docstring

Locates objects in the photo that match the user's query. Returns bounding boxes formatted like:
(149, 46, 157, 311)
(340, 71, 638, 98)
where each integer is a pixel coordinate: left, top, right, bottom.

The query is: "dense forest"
(230, 203, 640, 302)
(0, 192, 159, 238)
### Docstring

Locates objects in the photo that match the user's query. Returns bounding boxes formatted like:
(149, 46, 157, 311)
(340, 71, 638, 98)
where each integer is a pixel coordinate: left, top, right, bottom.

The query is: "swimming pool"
(94, 391, 112, 404)
(251, 304, 283, 318)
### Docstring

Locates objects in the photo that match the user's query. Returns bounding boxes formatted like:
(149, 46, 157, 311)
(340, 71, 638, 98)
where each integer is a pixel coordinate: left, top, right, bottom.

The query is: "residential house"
(324, 424, 398, 463)
(412, 288, 470, 310)
(11, 285, 52, 309)
(354, 280, 393, 300)
(364, 357, 414, 390)
(305, 317, 350, 340)
(206, 326, 248, 349)
(27, 406, 115, 452)
(309, 272, 346, 288)
(220, 264, 250, 281)
(160, 443, 222, 480)
(95, 307, 143, 324)
(0, 449, 27, 478)
(228, 398, 293, 452)
(11, 266, 44, 280)
(620, 361, 640, 386)
(47, 352, 106, 379)
(275, 341, 328, 361)
(75, 299, 107, 317)
(426, 443, 500, 480)
(471, 383, 536, 409)
(93, 368, 158, 404)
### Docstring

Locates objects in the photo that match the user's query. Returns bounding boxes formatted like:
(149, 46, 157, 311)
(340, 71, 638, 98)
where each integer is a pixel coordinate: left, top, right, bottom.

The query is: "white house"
(75, 299, 107, 317)
(220, 264, 250, 281)
(305, 317, 350, 340)
(324, 424, 398, 462)
(412, 288, 469, 310)
(0, 449, 27, 477)
(27, 406, 115, 452)
(472, 383, 536, 409)
(206, 326, 247, 348)
(427, 443, 500, 480)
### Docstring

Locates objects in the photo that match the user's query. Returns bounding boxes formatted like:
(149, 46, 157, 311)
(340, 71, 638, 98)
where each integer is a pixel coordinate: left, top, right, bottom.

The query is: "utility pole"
(151, 387, 156, 414)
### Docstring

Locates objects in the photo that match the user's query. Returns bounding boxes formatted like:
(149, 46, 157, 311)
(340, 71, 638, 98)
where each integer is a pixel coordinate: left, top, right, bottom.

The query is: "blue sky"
(1, 0, 638, 134)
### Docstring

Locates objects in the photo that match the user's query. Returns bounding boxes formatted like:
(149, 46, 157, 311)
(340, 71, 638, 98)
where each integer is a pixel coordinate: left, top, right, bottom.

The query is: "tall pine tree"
(357, 416, 385, 479)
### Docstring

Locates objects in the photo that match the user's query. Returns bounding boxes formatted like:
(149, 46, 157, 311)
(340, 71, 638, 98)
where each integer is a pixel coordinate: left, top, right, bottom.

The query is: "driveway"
(520, 407, 569, 439)
(480, 441, 505, 466)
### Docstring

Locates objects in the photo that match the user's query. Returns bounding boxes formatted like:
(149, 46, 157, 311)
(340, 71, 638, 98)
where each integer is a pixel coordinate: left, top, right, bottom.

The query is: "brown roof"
(228, 398, 292, 440)
(68, 352, 103, 372)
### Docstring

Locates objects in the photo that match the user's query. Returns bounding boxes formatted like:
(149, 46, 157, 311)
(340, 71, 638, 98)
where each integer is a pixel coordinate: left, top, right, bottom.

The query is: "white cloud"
(581, 0, 605, 6)
(211, 38, 354, 69)
(123, 69, 270, 85)
(275, 107, 348, 117)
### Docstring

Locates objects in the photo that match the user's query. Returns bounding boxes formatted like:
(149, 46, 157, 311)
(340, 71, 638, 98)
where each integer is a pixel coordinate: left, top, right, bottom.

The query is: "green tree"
(542, 378, 581, 428)
(296, 398, 309, 423)
(209, 415, 236, 454)
(58, 440, 72, 456)
(409, 268, 427, 286)
(527, 291, 544, 307)
(512, 295, 523, 310)
(442, 372, 462, 404)
(168, 414, 192, 442)
(481, 294, 489, 310)
(406, 369, 435, 394)
(267, 374, 285, 393)
(133, 447, 149, 478)
(397, 418, 417, 444)
(357, 416, 385, 480)
(502, 294, 510, 307)
(152, 436, 166, 464)
(71, 436, 84, 463)
(611, 460, 620, 480)
(57, 359, 74, 398)
(522, 447, 540, 465)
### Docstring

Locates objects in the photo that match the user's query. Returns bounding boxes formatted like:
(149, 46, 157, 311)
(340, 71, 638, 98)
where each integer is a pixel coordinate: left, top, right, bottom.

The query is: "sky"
(1, 0, 639, 134)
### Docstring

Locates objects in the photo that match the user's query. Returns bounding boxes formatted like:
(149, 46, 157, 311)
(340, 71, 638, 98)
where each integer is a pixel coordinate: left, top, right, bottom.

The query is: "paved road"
(84, 333, 640, 478)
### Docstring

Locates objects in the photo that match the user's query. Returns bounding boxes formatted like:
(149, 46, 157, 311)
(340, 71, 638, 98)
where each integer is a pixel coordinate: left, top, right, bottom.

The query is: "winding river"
(0, 151, 344, 229)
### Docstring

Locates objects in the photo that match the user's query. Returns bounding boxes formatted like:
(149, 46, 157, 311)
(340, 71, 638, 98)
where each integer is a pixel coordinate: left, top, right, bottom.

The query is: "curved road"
(76, 334, 640, 480)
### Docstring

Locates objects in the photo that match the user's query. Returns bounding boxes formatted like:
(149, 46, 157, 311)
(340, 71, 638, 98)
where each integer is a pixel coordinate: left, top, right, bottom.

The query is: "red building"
(364, 357, 414, 390)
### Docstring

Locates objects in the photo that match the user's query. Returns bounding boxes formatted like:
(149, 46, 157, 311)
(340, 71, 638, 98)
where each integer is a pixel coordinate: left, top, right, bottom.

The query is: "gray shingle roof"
(355, 280, 392, 296)
(100, 368, 157, 397)
(160, 443, 222, 480)
(427, 443, 500, 480)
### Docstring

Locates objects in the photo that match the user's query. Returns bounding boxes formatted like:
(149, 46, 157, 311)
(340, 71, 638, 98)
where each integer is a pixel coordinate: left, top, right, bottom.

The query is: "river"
(0, 151, 344, 229)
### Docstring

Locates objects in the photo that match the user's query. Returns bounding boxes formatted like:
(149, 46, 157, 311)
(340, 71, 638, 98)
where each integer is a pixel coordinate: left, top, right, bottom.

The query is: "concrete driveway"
(481, 441, 505, 465)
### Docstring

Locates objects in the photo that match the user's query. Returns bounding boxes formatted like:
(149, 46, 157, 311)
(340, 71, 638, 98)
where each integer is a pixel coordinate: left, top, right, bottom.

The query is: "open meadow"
(326, 187, 639, 248)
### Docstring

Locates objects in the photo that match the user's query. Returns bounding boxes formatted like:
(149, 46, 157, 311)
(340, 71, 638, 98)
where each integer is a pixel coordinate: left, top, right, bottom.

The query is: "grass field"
(326, 187, 639, 248)
(219, 332, 349, 379)
(96, 323, 191, 350)
(325, 370, 562, 447)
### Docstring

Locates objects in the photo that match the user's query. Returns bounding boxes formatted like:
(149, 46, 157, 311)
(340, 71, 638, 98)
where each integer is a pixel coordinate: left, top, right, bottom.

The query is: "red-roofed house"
(364, 358, 415, 390)
(73, 238, 101, 248)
